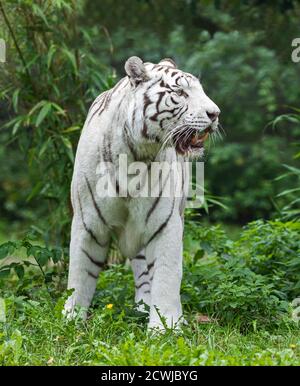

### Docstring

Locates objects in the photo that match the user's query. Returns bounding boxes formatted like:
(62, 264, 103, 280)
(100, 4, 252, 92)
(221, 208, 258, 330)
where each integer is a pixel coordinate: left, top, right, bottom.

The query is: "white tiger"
(64, 56, 220, 330)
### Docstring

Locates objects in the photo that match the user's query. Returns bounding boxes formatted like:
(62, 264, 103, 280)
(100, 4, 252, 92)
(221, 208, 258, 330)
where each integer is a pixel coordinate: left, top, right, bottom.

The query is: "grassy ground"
(0, 223, 299, 366)
(0, 264, 299, 366)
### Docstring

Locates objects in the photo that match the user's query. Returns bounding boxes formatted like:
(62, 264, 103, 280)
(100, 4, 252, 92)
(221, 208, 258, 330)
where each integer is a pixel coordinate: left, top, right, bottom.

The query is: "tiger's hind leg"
(130, 250, 151, 312)
(64, 198, 110, 320)
(146, 212, 183, 330)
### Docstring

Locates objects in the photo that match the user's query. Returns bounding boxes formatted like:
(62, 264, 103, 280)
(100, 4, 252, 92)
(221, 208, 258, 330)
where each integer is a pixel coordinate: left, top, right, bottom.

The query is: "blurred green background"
(0, 0, 300, 246)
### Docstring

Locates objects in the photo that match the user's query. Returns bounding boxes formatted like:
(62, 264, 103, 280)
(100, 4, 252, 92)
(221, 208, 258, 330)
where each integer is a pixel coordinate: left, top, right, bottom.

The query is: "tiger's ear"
(159, 58, 177, 68)
(125, 56, 149, 86)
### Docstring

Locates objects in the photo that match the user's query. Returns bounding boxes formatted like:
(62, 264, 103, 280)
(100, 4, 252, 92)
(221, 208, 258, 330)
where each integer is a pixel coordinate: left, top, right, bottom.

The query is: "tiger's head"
(124, 56, 220, 158)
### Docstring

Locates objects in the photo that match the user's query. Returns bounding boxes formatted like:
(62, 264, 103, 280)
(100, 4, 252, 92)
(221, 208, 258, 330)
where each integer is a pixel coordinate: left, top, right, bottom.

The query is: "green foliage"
(275, 111, 300, 220)
(0, 269, 299, 365)
(183, 258, 287, 329)
(1, 219, 298, 331)
(234, 220, 300, 299)
(0, 0, 300, 366)
(0, 231, 65, 296)
(0, 0, 114, 245)
(0, 219, 299, 364)
(87, 2, 300, 222)
(182, 219, 300, 329)
(1, 0, 300, 231)
(206, 138, 292, 222)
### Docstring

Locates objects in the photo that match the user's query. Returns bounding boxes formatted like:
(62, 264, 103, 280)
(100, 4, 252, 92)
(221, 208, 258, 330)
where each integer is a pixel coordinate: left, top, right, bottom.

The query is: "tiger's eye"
(176, 89, 185, 97)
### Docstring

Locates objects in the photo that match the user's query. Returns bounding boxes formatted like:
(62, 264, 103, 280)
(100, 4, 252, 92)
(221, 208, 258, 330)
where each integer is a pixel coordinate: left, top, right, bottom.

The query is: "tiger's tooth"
(202, 132, 209, 141)
(190, 134, 198, 145)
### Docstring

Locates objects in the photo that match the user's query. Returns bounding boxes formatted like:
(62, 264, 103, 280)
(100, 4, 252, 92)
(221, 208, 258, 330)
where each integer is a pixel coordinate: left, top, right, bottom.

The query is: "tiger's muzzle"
(172, 125, 212, 155)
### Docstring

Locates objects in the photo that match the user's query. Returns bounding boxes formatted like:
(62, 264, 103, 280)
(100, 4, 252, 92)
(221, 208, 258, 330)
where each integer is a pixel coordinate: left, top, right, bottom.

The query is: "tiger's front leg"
(64, 191, 110, 319)
(130, 249, 153, 312)
(146, 212, 184, 330)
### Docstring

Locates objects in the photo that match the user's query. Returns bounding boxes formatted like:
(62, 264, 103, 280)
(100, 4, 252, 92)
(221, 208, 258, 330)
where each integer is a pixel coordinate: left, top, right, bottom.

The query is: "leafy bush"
(0, 0, 114, 245)
(182, 257, 288, 330)
(233, 220, 300, 299)
(275, 110, 300, 221)
(1, 219, 296, 330)
(182, 219, 300, 329)
(206, 139, 289, 222)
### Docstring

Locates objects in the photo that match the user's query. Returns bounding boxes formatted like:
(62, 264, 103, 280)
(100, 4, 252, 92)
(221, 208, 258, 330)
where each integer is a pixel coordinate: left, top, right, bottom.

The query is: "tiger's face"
(125, 56, 220, 157)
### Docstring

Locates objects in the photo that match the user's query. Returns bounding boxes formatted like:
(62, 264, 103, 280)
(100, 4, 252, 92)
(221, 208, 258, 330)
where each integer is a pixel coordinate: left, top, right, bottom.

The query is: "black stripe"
(159, 80, 173, 91)
(175, 76, 183, 86)
(132, 98, 136, 128)
(84, 176, 107, 226)
(138, 270, 148, 279)
(162, 58, 177, 68)
(156, 107, 183, 128)
(144, 290, 151, 294)
(143, 94, 152, 116)
(147, 260, 155, 271)
(142, 121, 150, 138)
(170, 96, 180, 105)
(146, 198, 175, 246)
(87, 93, 107, 125)
(87, 96, 101, 115)
(82, 248, 105, 268)
(102, 132, 113, 163)
(98, 90, 112, 116)
(78, 194, 107, 248)
(86, 269, 98, 279)
(146, 76, 163, 92)
(149, 92, 165, 121)
(131, 254, 146, 261)
(146, 170, 170, 224)
(176, 105, 188, 121)
(135, 281, 150, 290)
(107, 134, 113, 162)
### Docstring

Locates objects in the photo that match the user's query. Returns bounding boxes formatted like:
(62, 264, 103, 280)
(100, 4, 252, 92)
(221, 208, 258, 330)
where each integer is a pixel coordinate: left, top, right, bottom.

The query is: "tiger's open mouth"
(172, 126, 212, 155)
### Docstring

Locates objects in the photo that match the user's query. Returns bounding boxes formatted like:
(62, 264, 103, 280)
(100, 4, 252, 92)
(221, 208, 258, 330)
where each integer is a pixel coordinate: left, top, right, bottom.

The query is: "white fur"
(64, 57, 220, 330)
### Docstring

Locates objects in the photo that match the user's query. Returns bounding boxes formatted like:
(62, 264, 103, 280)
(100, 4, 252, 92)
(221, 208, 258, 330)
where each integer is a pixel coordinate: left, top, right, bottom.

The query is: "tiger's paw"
(62, 297, 88, 321)
(147, 314, 186, 332)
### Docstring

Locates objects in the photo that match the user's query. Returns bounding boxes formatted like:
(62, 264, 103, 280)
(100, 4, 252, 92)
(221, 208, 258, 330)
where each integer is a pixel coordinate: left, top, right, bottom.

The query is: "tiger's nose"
(206, 109, 220, 122)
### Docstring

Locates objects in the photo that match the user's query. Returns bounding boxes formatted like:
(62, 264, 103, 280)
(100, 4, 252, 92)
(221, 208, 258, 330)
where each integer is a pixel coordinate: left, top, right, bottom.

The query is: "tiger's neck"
(109, 81, 165, 163)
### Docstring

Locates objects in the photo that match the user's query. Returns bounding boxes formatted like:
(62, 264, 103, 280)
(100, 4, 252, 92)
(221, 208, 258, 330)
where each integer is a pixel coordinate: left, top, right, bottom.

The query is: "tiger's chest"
(99, 194, 176, 258)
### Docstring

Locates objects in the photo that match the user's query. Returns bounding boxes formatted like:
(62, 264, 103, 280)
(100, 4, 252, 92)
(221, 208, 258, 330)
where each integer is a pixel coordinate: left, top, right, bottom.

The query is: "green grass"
(1, 221, 299, 366)
(1, 264, 299, 366)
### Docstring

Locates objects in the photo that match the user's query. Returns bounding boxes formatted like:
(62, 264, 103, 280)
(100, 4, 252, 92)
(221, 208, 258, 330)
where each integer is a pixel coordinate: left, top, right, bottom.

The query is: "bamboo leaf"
(61, 47, 78, 76)
(12, 88, 20, 113)
(61, 126, 81, 133)
(35, 102, 52, 126)
(47, 44, 57, 69)
(60, 136, 74, 163)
